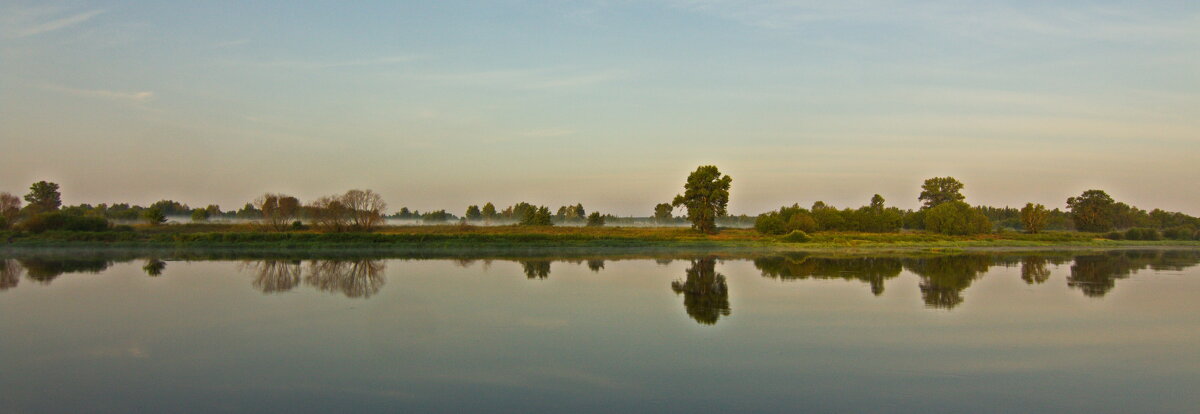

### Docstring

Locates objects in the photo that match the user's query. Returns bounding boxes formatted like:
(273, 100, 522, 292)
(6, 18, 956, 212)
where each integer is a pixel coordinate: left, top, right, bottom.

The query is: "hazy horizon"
(3, 1, 1198, 215)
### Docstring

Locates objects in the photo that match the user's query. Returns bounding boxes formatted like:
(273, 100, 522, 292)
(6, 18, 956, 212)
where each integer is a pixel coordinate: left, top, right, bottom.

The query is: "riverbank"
(1, 224, 1197, 251)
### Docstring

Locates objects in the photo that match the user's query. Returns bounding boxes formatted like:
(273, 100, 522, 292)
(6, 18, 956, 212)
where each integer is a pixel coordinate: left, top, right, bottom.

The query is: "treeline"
(752, 176, 1200, 239)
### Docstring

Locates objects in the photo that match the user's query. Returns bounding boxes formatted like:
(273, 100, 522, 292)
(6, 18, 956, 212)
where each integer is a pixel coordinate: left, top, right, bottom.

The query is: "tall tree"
(672, 165, 732, 234)
(1066, 190, 1116, 232)
(918, 177, 965, 209)
(1020, 203, 1049, 234)
(24, 181, 62, 212)
(870, 194, 886, 212)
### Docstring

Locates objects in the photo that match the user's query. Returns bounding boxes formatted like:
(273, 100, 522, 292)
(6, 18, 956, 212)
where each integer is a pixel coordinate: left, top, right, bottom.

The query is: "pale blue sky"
(2, 0, 1198, 214)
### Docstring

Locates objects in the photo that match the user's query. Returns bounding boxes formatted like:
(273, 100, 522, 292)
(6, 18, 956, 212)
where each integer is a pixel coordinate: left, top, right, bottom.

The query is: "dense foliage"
(672, 165, 732, 234)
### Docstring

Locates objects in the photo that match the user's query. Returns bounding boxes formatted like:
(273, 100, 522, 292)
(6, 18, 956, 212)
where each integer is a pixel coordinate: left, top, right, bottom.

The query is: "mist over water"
(2, 249, 1199, 413)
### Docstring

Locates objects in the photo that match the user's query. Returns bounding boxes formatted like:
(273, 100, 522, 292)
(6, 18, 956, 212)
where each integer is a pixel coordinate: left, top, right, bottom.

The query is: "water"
(2, 249, 1199, 413)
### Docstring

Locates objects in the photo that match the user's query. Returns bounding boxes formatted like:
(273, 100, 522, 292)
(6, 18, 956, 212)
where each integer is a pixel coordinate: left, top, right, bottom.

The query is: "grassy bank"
(2, 224, 1198, 251)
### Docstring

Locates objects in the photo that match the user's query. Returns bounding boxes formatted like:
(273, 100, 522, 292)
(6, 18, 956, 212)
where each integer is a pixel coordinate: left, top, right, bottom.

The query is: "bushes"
(17, 213, 110, 233)
(1162, 226, 1195, 240)
(924, 201, 992, 235)
(1124, 228, 1161, 241)
(779, 230, 811, 243)
(754, 214, 787, 235)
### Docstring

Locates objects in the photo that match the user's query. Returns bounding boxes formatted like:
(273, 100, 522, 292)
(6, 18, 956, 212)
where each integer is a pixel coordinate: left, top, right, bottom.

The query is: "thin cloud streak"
(3, 8, 104, 38)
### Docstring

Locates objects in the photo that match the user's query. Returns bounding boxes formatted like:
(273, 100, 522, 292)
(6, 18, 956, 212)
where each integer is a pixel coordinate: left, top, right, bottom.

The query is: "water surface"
(2, 249, 1199, 413)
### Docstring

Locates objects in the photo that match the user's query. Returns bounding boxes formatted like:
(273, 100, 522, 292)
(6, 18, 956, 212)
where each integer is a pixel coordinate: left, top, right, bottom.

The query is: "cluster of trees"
(754, 195, 905, 235)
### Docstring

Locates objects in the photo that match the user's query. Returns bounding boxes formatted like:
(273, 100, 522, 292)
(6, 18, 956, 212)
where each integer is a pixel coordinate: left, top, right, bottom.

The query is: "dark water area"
(2, 249, 1199, 413)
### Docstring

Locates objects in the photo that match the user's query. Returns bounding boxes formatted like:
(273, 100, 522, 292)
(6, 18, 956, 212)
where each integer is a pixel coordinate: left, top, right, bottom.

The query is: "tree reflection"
(17, 257, 112, 284)
(244, 260, 304, 293)
(1064, 250, 1200, 297)
(754, 254, 902, 296)
(586, 260, 605, 272)
(142, 259, 167, 277)
(305, 260, 386, 298)
(1020, 257, 1051, 284)
(0, 259, 22, 291)
(671, 257, 730, 325)
(520, 260, 551, 279)
(903, 256, 992, 309)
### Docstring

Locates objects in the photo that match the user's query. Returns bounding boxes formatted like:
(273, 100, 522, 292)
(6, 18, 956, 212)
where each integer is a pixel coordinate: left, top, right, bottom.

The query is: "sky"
(1, 0, 1198, 215)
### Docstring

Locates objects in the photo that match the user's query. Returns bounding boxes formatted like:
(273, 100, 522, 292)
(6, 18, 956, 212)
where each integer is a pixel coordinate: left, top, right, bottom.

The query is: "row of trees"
(4, 170, 1199, 237)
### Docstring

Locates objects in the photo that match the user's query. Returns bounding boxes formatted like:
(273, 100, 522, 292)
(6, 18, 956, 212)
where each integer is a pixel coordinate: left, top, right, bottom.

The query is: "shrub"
(779, 230, 811, 243)
(754, 214, 787, 235)
(17, 213, 110, 233)
(924, 201, 992, 235)
(586, 212, 605, 227)
(786, 213, 819, 233)
(0, 216, 7, 230)
(1104, 231, 1124, 240)
(1124, 228, 1161, 241)
(291, 220, 306, 230)
(1162, 227, 1194, 240)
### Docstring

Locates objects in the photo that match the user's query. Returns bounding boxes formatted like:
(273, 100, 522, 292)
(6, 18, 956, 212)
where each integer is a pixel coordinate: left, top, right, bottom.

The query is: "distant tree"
(653, 203, 674, 224)
(672, 165, 732, 234)
(1020, 203, 1048, 234)
(204, 205, 223, 218)
(465, 205, 482, 221)
(1066, 190, 1116, 232)
(0, 192, 21, 227)
(308, 195, 350, 232)
(572, 203, 586, 221)
(482, 203, 497, 221)
(255, 193, 301, 231)
(236, 203, 261, 219)
(918, 177, 965, 209)
(149, 200, 190, 216)
(341, 189, 386, 230)
(520, 206, 553, 226)
(870, 194, 886, 212)
(924, 201, 991, 235)
(191, 209, 210, 222)
(24, 181, 62, 213)
(586, 211, 605, 227)
(142, 207, 167, 225)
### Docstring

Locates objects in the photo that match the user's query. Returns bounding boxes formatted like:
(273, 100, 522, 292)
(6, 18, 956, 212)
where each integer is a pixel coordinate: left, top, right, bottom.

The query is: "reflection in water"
(587, 259, 605, 272)
(143, 259, 167, 277)
(755, 255, 902, 295)
(671, 257, 731, 325)
(244, 260, 304, 293)
(520, 260, 551, 279)
(1065, 250, 1200, 297)
(1, 259, 21, 290)
(305, 260, 386, 298)
(903, 256, 992, 309)
(1020, 257, 1052, 284)
(17, 257, 113, 284)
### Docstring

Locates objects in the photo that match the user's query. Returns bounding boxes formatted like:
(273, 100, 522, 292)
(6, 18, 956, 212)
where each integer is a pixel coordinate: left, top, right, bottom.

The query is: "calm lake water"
(2, 249, 1199, 413)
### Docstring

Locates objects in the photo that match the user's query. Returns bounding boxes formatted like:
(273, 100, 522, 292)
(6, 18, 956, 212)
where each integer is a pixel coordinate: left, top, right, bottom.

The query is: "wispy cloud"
(230, 55, 422, 70)
(42, 84, 155, 102)
(412, 68, 627, 90)
(2, 7, 104, 38)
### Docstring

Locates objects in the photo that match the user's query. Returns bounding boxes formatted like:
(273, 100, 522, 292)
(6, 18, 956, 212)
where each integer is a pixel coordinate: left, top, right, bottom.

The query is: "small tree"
(586, 211, 605, 227)
(191, 209, 210, 222)
(465, 205, 482, 221)
(308, 195, 350, 232)
(520, 206, 553, 226)
(341, 189, 386, 231)
(142, 207, 167, 225)
(918, 177, 965, 209)
(672, 165, 732, 234)
(24, 181, 62, 213)
(653, 203, 674, 224)
(482, 203, 497, 221)
(1020, 203, 1048, 234)
(255, 193, 301, 231)
(0, 192, 21, 227)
